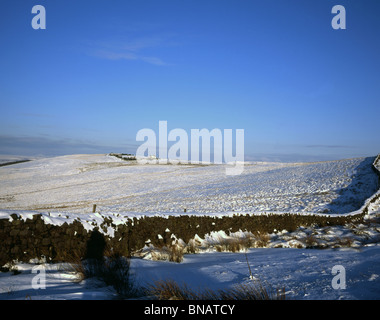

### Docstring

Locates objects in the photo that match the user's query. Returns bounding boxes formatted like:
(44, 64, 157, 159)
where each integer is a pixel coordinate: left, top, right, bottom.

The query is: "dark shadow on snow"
(325, 156, 379, 214)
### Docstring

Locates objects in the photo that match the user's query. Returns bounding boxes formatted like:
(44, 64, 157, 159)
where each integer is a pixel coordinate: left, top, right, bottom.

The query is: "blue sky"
(1, 0, 379, 161)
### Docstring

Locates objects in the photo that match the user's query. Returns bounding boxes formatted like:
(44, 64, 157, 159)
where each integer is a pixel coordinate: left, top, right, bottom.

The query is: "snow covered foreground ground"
(0, 154, 379, 300)
(1, 246, 379, 300)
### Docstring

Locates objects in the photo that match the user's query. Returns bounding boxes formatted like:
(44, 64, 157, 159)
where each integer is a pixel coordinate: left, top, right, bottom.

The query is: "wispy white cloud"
(88, 35, 175, 66)
(94, 49, 167, 66)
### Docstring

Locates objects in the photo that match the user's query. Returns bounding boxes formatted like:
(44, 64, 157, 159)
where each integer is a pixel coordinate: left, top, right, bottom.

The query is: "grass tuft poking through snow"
(146, 278, 285, 300)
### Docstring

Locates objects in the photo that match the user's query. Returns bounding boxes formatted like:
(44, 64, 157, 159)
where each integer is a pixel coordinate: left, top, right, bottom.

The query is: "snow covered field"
(1, 247, 379, 300)
(1, 154, 380, 300)
(0, 154, 377, 214)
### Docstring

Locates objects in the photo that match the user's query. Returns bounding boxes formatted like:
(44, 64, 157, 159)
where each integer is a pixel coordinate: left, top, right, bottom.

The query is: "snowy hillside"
(0, 154, 377, 215)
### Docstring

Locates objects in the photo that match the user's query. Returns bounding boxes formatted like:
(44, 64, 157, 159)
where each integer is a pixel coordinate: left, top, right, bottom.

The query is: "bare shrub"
(59, 250, 87, 282)
(63, 233, 141, 298)
(78, 253, 142, 298)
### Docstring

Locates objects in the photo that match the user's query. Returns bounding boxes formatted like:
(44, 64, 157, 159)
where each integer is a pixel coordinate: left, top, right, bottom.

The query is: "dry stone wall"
(0, 210, 365, 266)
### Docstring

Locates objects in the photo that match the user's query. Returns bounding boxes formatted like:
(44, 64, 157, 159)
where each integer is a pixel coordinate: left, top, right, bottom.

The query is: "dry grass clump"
(169, 244, 185, 263)
(304, 233, 319, 248)
(213, 232, 271, 252)
(334, 236, 355, 247)
(140, 244, 185, 262)
(184, 238, 201, 254)
(252, 231, 271, 248)
(215, 238, 245, 253)
(146, 279, 285, 300)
